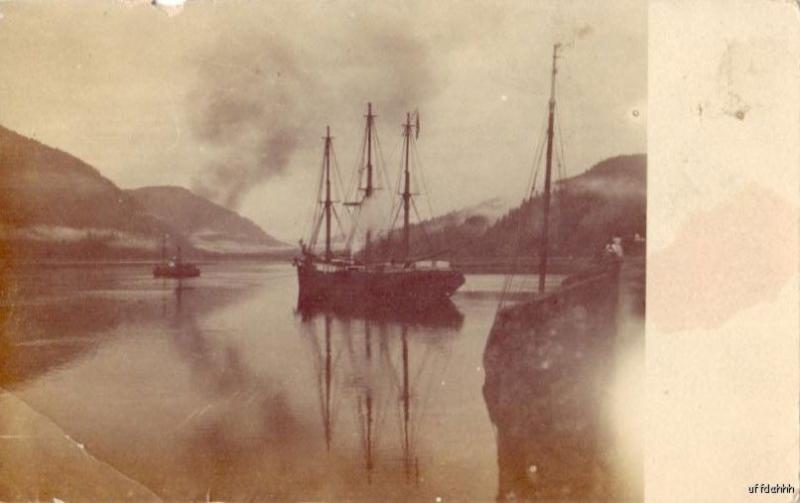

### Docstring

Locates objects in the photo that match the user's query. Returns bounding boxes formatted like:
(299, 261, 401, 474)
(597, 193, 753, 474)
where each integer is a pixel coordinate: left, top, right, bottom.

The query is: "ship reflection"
(297, 299, 462, 487)
(296, 298, 464, 330)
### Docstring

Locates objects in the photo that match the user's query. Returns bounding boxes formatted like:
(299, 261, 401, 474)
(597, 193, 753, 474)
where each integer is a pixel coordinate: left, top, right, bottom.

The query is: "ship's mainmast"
(538, 44, 559, 294)
(324, 126, 333, 262)
(361, 105, 375, 472)
(364, 103, 375, 264)
(402, 113, 413, 263)
(360, 104, 376, 472)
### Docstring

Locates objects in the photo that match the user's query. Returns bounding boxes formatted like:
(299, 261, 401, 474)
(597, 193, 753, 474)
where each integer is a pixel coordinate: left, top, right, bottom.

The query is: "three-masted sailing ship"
(294, 104, 464, 309)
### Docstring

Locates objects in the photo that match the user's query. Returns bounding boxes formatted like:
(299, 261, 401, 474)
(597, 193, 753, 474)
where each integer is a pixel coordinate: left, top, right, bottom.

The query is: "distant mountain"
(0, 125, 288, 260)
(0, 125, 181, 259)
(128, 186, 288, 254)
(474, 154, 646, 259)
(370, 154, 646, 266)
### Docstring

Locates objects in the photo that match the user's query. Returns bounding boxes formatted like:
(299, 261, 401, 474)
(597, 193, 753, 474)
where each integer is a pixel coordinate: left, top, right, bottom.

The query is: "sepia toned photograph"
(0, 1, 646, 501)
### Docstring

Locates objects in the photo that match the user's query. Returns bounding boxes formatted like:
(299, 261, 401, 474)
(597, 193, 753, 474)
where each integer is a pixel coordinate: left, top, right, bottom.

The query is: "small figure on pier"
(602, 236, 624, 264)
(610, 236, 624, 258)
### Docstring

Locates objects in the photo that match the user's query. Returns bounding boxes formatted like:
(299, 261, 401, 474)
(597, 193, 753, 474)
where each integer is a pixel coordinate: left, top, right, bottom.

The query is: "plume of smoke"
(189, 38, 310, 209)
(353, 191, 391, 250)
(188, 12, 447, 211)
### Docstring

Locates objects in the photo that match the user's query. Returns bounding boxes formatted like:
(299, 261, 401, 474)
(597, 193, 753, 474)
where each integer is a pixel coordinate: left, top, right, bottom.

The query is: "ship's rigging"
(294, 103, 464, 310)
(483, 42, 635, 502)
(342, 103, 394, 261)
(303, 105, 441, 265)
(306, 127, 350, 259)
(499, 43, 570, 307)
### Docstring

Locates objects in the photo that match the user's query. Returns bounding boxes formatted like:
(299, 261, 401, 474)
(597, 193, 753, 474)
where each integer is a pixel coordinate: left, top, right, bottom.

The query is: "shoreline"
(0, 389, 161, 502)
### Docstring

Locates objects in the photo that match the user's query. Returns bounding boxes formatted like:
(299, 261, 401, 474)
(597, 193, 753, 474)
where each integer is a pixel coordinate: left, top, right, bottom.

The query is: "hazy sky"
(0, 0, 645, 242)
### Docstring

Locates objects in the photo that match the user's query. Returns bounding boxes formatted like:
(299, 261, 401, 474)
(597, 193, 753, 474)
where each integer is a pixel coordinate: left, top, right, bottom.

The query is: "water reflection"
(165, 280, 316, 501)
(1, 264, 558, 500)
(297, 299, 463, 490)
(297, 298, 465, 330)
(1, 269, 248, 388)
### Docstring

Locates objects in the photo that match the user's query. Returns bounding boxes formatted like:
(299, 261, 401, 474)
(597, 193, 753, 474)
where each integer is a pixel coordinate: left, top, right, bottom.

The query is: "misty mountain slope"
(0, 126, 158, 231)
(370, 154, 646, 263)
(0, 125, 179, 257)
(415, 197, 512, 234)
(128, 186, 288, 254)
(473, 154, 646, 259)
(366, 196, 509, 260)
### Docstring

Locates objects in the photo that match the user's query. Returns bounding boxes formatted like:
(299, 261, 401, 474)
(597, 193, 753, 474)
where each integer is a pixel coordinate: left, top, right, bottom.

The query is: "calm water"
(2, 263, 574, 501)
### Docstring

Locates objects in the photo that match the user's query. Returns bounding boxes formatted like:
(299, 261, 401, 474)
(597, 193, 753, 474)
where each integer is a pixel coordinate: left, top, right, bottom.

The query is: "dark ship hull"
(153, 263, 200, 279)
(296, 290, 464, 330)
(295, 260, 465, 310)
(482, 258, 644, 501)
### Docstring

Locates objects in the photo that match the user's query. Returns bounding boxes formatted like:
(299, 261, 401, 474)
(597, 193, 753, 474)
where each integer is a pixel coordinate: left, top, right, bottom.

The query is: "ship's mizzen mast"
(402, 113, 413, 263)
(538, 44, 559, 294)
(324, 126, 333, 262)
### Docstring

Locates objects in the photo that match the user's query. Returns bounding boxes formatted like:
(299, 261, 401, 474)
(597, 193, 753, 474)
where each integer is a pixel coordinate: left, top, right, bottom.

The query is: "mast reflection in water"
(3, 263, 581, 501)
(297, 299, 464, 488)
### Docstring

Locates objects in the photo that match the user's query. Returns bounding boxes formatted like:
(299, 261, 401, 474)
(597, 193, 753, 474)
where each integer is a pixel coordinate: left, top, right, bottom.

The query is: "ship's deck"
(307, 259, 456, 274)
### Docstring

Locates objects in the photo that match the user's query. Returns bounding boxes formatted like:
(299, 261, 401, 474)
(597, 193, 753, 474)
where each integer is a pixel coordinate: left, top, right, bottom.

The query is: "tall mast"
(402, 113, 412, 262)
(366, 103, 374, 198)
(364, 103, 375, 264)
(324, 126, 333, 262)
(538, 44, 559, 294)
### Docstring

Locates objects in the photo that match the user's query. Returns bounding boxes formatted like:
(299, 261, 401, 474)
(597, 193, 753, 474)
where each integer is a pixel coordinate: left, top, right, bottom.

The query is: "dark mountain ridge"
(0, 125, 286, 260)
